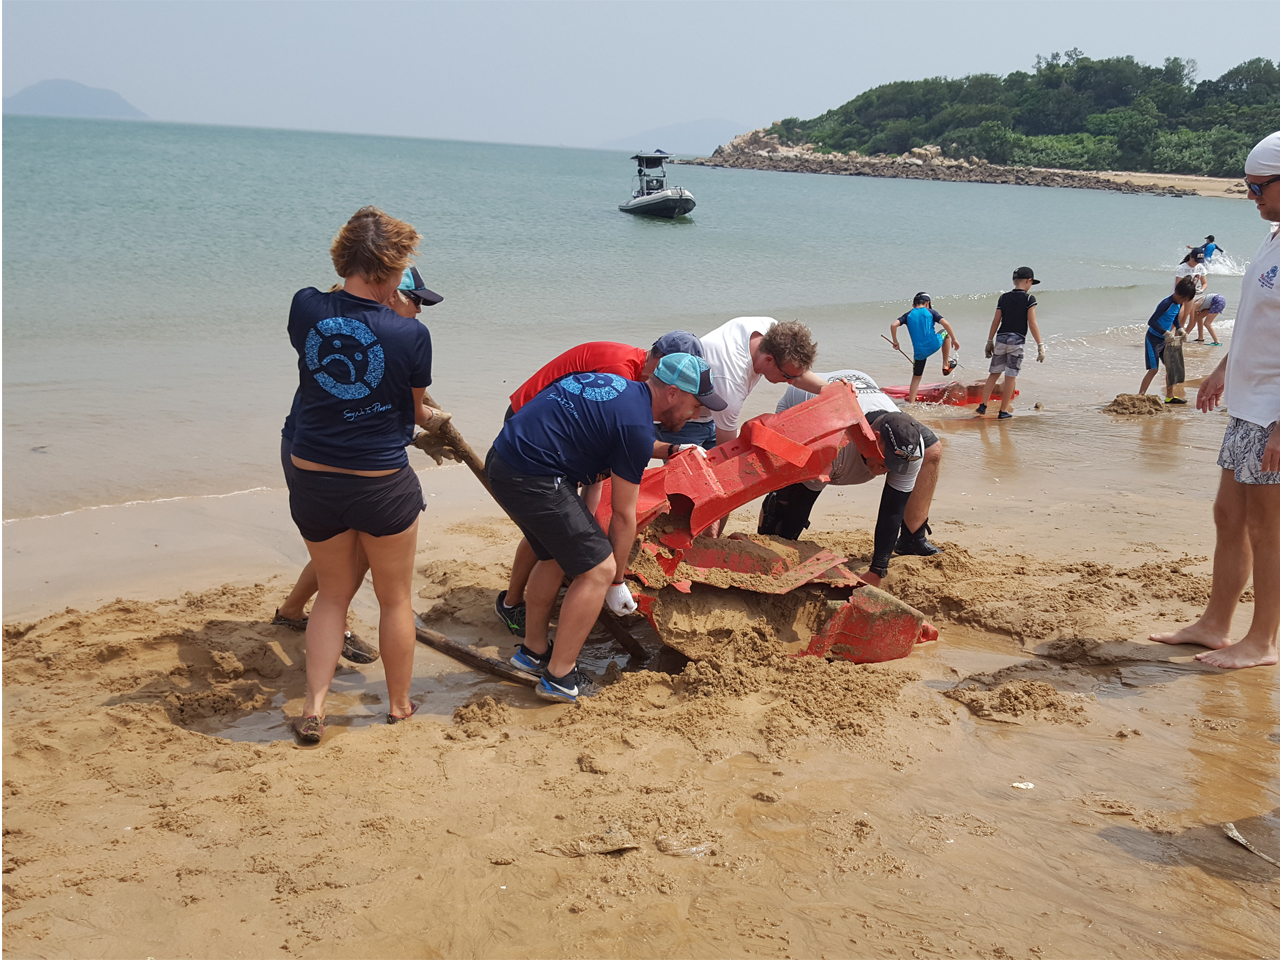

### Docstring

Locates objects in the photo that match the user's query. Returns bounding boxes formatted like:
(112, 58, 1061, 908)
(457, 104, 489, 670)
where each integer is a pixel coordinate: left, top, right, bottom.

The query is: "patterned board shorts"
(989, 332, 1025, 377)
(1196, 293, 1227, 315)
(1218, 417, 1280, 484)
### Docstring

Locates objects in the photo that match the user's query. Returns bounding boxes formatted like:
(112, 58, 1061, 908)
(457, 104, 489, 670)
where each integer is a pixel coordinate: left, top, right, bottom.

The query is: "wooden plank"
(415, 620, 538, 687)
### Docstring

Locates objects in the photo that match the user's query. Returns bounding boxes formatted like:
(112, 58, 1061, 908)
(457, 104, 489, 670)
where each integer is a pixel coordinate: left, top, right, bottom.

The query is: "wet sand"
(5, 350, 1280, 957)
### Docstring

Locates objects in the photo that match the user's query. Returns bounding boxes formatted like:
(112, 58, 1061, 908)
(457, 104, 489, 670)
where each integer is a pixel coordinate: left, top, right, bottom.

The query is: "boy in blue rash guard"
(889, 293, 960, 402)
(1140, 277, 1197, 401)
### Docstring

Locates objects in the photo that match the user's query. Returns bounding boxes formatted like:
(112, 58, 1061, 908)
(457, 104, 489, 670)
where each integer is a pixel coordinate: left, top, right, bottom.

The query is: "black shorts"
(289, 464, 424, 542)
(485, 448, 612, 578)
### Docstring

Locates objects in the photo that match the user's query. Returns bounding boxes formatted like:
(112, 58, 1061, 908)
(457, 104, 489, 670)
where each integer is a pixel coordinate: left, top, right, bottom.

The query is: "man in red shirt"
(495, 332, 704, 636)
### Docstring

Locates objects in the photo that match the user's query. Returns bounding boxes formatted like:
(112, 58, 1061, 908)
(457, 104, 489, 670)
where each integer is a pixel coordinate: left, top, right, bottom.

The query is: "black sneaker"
(510, 642, 553, 675)
(494, 590, 526, 638)
(974, 403, 987, 415)
(536, 665, 598, 704)
(896, 520, 943, 557)
(998, 411, 1013, 420)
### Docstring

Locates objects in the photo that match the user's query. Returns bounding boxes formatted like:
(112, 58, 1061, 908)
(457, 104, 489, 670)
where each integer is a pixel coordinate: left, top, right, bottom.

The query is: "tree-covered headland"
(769, 52, 1279, 176)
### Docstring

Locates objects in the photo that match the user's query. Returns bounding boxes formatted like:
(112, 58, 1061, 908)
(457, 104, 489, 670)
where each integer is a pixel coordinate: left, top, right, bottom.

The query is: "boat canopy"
(630, 150, 672, 170)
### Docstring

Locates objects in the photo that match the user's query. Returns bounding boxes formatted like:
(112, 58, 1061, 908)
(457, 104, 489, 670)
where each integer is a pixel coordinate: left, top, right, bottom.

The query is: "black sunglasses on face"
(1246, 175, 1280, 198)
(402, 292, 424, 306)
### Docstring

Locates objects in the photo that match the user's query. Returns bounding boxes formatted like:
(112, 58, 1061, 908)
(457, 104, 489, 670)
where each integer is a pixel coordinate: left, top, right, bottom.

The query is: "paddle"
(882, 334, 913, 365)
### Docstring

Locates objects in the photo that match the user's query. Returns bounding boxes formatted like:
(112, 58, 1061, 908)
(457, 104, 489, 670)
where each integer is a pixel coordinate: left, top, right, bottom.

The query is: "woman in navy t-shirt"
(286, 206, 450, 743)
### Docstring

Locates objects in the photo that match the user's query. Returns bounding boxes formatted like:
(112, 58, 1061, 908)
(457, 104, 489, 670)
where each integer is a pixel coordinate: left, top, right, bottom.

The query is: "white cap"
(1244, 131, 1280, 177)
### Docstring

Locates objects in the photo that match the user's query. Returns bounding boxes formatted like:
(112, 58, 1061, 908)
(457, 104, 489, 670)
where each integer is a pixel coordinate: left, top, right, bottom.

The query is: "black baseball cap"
(1012, 266, 1040, 285)
(1190, 249, 1205, 261)
(875, 412, 924, 476)
(1205, 235, 1215, 242)
(398, 265, 443, 306)
(913, 291, 931, 305)
(652, 330, 703, 358)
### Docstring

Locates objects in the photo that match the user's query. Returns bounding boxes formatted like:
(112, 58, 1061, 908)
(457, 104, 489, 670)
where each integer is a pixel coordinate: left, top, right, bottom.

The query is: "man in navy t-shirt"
(486, 353, 724, 704)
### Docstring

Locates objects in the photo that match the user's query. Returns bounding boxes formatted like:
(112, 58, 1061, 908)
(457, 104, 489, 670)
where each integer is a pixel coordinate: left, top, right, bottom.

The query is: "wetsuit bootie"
(895, 519, 943, 557)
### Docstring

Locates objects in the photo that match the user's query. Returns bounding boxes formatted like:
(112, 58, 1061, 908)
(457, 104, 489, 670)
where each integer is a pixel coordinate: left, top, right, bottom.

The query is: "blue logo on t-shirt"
(1261, 265, 1277, 290)
(304, 317, 386, 400)
(558, 372, 628, 402)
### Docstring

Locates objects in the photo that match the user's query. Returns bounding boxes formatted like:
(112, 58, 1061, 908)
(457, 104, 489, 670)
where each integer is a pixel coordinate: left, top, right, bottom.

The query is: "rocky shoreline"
(675, 129, 1198, 197)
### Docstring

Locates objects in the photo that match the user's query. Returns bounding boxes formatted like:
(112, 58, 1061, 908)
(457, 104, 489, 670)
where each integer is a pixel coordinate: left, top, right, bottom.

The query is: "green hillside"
(769, 51, 1279, 176)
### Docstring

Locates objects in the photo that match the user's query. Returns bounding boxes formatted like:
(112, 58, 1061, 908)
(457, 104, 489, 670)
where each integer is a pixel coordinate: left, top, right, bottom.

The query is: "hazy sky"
(4, 1, 1275, 148)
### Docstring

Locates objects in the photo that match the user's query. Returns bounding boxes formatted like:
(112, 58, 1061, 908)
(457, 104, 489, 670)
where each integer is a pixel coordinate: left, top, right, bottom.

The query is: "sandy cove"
(678, 130, 1252, 200)
(5, 410, 1280, 959)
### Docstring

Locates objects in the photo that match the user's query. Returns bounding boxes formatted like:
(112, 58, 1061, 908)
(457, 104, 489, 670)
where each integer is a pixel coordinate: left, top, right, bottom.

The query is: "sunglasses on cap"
(1246, 175, 1280, 198)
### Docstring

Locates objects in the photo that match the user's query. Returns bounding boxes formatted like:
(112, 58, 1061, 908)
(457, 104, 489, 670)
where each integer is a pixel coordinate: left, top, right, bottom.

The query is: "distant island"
(4, 79, 147, 121)
(694, 53, 1278, 181)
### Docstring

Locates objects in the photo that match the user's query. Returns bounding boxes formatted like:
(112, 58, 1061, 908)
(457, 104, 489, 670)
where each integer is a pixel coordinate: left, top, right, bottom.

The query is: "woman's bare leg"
(301, 530, 362, 718)
(359, 519, 420, 718)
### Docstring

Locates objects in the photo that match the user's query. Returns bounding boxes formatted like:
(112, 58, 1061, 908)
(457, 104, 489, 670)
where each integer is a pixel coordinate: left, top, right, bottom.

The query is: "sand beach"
(4, 116, 1277, 958)
(5, 377, 1279, 957)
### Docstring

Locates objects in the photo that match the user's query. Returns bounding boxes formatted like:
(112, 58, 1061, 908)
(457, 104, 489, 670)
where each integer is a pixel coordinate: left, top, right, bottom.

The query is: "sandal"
(943, 359, 958, 375)
(292, 715, 325, 744)
(387, 702, 420, 725)
(341, 631, 380, 664)
(272, 608, 308, 631)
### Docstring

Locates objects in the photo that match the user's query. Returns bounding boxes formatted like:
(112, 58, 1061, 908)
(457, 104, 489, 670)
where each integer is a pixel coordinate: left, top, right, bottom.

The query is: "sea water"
(1, 115, 1264, 521)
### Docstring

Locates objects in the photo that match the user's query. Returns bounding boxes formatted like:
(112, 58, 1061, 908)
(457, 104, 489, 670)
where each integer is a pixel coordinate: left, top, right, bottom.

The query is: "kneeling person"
(758, 370, 943, 585)
(486, 354, 723, 703)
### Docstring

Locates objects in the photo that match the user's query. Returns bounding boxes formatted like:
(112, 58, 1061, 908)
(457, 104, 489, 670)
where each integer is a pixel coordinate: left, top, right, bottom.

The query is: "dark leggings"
(759, 481, 911, 578)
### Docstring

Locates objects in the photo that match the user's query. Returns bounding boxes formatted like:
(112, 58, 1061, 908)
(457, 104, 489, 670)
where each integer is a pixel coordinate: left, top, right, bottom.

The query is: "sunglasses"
(402, 291, 424, 306)
(772, 358, 802, 380)
(1246, 175, 1280, 198)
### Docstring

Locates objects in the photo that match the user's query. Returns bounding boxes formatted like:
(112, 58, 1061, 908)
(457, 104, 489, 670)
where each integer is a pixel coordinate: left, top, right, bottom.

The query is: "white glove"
(985, 340, 995, 359)
(686, 444, 710, 459)
(605, 582, 637, 616)
(1036, 343, 1047, 363)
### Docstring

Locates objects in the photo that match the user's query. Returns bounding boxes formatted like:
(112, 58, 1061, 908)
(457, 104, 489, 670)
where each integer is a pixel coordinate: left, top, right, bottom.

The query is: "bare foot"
(1195, 636, 1279, 669)
(858, 570, 883, 587)
(1149, 621, 1231, 649)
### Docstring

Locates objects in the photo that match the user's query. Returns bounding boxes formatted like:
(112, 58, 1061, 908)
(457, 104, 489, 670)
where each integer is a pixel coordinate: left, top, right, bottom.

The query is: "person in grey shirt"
(758, 370, 943, 585)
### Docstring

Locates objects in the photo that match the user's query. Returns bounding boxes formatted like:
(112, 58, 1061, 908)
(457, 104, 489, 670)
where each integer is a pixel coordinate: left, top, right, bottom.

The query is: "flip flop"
(272, 609, 308, 631)
(387, 701, 420, 725)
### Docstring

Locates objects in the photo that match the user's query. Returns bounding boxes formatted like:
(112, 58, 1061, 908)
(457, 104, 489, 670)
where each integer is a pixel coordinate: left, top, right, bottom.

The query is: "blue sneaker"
(510, 642, 553, 675)
(535, 665, 597, 704)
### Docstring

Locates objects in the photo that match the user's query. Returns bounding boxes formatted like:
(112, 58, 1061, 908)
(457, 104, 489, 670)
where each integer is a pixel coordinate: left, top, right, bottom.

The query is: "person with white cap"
(485, 353, 725, 702)
(1151, 130, 1280, 669)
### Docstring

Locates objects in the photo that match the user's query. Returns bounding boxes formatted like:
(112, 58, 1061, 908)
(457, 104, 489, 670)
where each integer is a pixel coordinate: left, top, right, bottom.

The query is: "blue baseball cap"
(652, 330, 703, 358)
(398, 265, 443, 306)
(654, 352, 727, 410)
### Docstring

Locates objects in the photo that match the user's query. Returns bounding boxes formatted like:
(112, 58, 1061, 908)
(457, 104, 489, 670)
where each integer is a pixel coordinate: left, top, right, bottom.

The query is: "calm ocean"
(2, 115, 1263, 520)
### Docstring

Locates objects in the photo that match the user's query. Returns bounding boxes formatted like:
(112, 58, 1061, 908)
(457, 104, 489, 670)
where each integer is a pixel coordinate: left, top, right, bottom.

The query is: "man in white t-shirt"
(1151, 130, 1280, 670)
(654, 317, 829, 448)
(757, 370, 944, 584)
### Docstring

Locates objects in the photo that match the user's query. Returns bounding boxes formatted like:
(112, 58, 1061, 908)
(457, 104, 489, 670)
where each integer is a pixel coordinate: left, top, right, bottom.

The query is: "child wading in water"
(889, 292, 959, 402)
(1139, 278, 1196, 402)
(977, 267, 1045, 419)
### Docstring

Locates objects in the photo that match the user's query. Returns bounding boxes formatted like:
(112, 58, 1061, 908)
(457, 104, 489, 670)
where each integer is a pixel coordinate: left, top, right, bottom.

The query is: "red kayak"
(882, 380, 1018, 406)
